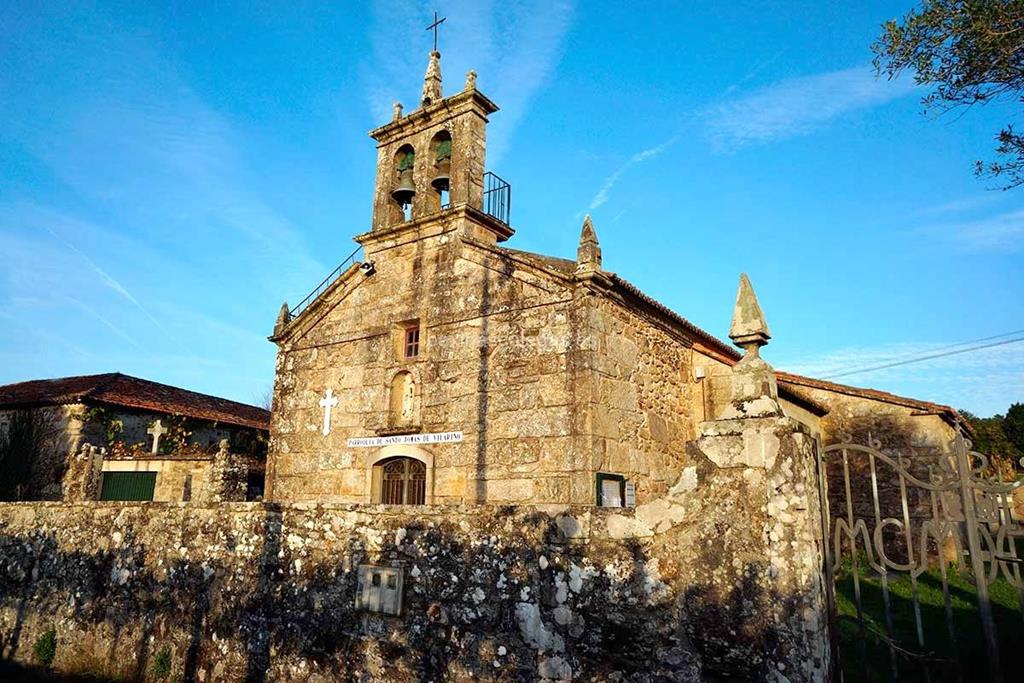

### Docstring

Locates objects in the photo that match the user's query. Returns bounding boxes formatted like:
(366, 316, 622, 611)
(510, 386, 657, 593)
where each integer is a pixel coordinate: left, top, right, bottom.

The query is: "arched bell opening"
(428, 130, 452, 212)
(391, 144, 416, 222)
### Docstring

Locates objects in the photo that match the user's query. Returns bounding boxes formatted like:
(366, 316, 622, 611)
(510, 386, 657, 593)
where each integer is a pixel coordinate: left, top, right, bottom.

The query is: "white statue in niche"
(390, 372, 416, 424)
(402, 377, 415, 421)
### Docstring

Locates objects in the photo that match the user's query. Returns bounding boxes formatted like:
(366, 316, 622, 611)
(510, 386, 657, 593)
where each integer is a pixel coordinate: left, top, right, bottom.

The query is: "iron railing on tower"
(483, 171, 511, 225)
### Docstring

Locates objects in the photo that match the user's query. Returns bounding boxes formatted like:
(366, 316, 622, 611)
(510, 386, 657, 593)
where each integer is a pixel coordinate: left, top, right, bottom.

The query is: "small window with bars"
(404, 325, 420, 359)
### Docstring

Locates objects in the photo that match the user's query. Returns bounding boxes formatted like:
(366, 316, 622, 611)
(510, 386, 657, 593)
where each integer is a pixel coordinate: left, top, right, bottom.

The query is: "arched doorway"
(373, 456, 426, 505)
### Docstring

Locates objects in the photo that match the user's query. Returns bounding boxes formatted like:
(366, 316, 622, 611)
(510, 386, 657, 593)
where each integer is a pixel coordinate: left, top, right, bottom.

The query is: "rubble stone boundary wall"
(0, 492, 825, 681)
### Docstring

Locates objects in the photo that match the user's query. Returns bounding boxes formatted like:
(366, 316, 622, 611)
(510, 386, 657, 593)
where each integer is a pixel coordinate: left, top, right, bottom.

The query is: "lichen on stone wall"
(0, 502, 716, 682)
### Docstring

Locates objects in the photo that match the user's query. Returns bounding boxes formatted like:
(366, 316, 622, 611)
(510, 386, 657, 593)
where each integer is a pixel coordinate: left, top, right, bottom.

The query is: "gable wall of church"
(268, 233, 592, 504)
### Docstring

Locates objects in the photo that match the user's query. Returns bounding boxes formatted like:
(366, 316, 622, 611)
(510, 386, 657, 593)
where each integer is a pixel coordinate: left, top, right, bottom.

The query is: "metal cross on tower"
(426, 11, 446, 52)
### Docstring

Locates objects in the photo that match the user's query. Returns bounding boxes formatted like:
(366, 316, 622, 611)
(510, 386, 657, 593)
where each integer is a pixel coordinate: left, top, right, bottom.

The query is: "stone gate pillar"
(694, 274, 831, 681)
(209, 440, 248, 502)
(62, 443, 104, 501)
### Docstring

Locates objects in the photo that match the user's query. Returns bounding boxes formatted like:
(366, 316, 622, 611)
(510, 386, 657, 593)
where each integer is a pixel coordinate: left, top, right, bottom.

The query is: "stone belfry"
(365, 31, 511, 243)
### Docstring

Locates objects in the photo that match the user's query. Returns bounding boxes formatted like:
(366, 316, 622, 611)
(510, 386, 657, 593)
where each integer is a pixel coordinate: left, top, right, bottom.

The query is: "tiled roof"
(606, 273, 742, 362)
(495, 245, 742, 360)
(775, 371, 966, 428)
(0, 373, 270, 431)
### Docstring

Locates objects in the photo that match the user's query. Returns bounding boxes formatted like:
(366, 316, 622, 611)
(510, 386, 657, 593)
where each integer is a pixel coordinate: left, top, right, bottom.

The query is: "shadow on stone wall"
(0, 500, 822, 682)
(822, 415, 959, 564)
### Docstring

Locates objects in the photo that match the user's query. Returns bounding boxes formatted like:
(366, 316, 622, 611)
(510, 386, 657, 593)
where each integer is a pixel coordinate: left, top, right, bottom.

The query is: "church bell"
(430, 157, 450, 193)
(391, 169, 416, 206)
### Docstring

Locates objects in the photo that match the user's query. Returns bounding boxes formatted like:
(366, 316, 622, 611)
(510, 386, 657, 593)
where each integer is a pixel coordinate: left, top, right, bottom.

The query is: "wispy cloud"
(911, 193, 1008, 218)
(922, 207, 1024, 252)
(362, 0, 575, 165)
(586, 134, 680, 212)
(61, 296, 146, 352)
(721, 50, 787, 97)
(40, 223, 165, 333)
(776, 337, 1024, 416)
(705, 66, 916, 149)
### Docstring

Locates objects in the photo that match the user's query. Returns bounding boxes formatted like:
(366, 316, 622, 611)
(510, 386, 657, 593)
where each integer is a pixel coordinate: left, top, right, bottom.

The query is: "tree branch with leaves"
(873, 0, 1024, 188)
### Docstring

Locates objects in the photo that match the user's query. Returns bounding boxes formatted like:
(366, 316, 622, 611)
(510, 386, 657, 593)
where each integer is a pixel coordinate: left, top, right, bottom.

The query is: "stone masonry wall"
(0, 417, 831, 683)
(585, 296, 698, 502)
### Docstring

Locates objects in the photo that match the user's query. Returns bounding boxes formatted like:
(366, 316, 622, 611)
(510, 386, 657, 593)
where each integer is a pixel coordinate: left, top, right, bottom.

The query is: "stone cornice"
(357, 204, 513, 249)
(369, 89, 499, 145)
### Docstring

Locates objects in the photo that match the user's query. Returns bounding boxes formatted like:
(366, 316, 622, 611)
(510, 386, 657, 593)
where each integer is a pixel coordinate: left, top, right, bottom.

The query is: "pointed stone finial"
(725, 273, 781, 415)
(421, 51, 443, 106)
(576, 214, 602, 276)
(392, 101, 403, 121)
(465, 70, 477, 91)
(274, 301, 292, 335)
(729, 273, 771, 356)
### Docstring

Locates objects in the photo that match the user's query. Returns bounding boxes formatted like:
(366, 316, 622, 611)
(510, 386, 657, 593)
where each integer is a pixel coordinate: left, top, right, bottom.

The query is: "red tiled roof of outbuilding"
(0, 373, 270, 431)
(774, 371, 968, 430)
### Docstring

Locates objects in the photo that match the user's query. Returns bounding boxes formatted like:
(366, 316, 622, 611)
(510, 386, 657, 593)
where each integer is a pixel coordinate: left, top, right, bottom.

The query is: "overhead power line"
(913, 328, 1024, 354)
(822, 335, 1024, 380)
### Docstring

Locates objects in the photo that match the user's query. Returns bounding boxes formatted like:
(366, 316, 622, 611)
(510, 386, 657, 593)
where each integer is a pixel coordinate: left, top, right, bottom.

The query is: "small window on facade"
(596, 472, 626, 508)
(404, 325, 420, 358)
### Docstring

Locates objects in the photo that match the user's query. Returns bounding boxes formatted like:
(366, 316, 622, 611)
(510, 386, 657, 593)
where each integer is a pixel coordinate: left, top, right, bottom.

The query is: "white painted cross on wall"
(319, 388, 339, 436)
(147, 419, 168, 454)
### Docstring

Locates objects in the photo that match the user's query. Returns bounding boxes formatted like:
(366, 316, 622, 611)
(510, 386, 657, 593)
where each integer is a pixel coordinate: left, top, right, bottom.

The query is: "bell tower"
(366, 44, 512, 243)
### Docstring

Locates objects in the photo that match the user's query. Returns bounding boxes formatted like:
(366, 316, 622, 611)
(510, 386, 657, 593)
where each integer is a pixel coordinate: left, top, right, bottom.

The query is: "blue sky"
(1, 1, 1021, 415)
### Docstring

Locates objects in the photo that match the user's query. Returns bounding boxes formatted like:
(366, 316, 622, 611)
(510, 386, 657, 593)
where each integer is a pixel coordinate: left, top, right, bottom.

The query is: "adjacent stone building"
(0, 373, 270, 503)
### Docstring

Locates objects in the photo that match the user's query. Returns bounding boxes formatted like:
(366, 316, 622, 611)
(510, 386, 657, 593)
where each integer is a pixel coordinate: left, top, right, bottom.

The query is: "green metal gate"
(100, 471, 157, 501)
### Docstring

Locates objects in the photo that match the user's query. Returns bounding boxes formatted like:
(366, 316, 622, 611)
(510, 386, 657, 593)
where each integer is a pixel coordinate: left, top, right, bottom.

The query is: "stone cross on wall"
(147, 419, 168, 454)
(319, 388, 339, 436)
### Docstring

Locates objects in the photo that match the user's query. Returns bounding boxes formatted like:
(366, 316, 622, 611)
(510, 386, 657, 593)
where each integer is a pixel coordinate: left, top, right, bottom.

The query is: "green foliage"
(84, 406, 123, 445)
(33, 625, 57, 667)
(872, 0, 1024, 188)
(150, 645, 173, 679)
(959, 402, 1023, 475)
(1005, 402, 1024, 451)
(397, 150, 415, 171)
(0, 410, 54, 501)
(835, 551, 1023, 679)
(435, 139, 452, 161)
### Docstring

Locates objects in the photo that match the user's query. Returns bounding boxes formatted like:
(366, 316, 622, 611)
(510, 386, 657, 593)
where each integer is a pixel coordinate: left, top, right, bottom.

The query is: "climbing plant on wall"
(83, 407, 123, 445)
(0, 410, 62, 501)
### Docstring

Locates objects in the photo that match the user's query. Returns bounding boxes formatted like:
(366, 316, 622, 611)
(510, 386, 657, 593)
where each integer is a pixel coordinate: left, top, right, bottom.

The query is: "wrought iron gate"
(818, 433, 1024, 682)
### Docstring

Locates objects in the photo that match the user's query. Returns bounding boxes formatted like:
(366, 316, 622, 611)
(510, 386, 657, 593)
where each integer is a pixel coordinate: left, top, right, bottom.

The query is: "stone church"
(266, 50, 965, 509)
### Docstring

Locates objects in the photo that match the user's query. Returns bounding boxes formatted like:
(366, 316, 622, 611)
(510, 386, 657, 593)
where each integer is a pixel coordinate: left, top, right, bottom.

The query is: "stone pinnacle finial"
(275, 301, 292, 334)
(392, 101, 403, 121)
(421, 50, 443, 106)
(729, 273, 771, 356)
(465, 70, 477, 91)
(724, 273, 781, 415)
(576, 214, 602, 276)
